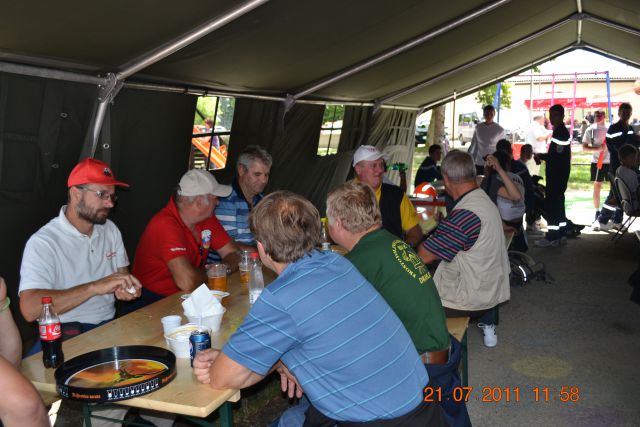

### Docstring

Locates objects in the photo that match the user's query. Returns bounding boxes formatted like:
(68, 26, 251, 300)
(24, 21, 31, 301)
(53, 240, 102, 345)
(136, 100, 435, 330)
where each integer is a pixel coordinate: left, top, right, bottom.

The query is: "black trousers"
(544, 170, 569, 240)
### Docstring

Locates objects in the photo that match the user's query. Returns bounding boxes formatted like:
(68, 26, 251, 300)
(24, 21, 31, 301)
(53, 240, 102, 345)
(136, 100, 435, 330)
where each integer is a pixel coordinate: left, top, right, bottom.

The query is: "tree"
(322, 104, 345, 125)
(476, 82, 512, 109)
(426, 105, 445, 147)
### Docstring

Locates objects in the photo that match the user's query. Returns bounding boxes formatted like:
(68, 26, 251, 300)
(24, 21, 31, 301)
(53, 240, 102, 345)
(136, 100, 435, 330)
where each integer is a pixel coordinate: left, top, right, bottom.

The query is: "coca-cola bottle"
(39, 296, 64, 368)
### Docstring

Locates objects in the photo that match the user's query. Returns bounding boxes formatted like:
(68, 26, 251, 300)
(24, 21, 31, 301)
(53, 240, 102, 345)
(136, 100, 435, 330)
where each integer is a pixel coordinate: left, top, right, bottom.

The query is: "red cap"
(250, 252, 259, 260)
(42, 296, 52, 304)
(67, 158, 129, 188)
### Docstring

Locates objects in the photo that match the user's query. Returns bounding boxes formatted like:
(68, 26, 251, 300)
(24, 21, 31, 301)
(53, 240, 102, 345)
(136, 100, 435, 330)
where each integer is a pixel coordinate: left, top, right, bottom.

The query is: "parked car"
(415, 118, 429, 146)
(457, 112, 479, 145)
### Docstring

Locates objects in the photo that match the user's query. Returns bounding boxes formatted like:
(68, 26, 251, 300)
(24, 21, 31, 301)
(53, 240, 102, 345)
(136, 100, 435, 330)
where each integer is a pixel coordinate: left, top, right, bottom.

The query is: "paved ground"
(465, 193, 640, 426)
(51, 190, 640, 426)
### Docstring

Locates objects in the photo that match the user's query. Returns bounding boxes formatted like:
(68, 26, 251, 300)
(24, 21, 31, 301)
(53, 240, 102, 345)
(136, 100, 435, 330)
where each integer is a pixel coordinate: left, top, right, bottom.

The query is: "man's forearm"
(0, 309, 22, 366)
(404, 225, 424, 248)
(19, 284, 96, 322)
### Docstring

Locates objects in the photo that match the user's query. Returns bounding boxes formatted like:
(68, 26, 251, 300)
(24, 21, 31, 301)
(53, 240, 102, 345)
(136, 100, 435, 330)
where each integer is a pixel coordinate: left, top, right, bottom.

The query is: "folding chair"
(612, 176, 640, 243)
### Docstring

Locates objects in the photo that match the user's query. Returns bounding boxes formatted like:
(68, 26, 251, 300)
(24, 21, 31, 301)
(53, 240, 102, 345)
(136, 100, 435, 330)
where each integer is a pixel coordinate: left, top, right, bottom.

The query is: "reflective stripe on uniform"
(628, 130, 635, 135)
(606, 132, 623, 138)
(559, 222, 567, 227)
(547, 225, 560, 230)
(551, 137, 570, 145)
(602, 203, 617, 211)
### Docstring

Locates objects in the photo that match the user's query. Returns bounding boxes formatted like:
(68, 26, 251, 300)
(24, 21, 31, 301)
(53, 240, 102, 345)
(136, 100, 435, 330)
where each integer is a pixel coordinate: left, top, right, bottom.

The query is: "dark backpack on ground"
(508, 251, 555, 286)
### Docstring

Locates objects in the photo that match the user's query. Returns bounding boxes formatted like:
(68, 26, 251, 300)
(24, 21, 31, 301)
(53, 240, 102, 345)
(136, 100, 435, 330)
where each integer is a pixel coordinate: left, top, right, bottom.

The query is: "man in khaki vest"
(418, 151, 510, 347)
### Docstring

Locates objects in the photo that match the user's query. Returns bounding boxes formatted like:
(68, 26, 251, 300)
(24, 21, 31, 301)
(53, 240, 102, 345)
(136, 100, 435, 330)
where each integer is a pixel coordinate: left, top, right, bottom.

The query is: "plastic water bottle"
(39, 296, 64, 368)
(248, 253, 264, 305)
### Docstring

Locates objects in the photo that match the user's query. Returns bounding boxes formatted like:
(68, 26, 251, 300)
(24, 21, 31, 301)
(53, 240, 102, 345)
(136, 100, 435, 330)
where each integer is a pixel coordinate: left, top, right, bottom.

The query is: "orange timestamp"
(423, 386, 581, 403)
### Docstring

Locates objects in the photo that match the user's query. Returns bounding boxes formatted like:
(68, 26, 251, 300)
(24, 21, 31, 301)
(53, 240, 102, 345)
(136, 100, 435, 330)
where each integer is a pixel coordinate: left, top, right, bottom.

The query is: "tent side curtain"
(368, 108, 418, 186)
(222, 97, 352, 214)
(0, 72, 98, 340)
(107, 88, 197, 260)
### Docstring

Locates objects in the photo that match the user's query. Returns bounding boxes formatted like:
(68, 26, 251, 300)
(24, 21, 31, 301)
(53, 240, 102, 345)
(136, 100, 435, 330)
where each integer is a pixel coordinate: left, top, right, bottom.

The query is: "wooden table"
(21, 271, 270, 425)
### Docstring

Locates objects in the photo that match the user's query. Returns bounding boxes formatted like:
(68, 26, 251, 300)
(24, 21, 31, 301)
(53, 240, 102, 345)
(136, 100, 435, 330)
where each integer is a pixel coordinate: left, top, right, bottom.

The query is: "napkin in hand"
(182, 284, 224, 316)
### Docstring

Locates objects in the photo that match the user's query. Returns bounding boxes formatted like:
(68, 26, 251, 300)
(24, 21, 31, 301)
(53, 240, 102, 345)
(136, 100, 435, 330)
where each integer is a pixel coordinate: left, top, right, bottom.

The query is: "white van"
(457, 112, 479, 145)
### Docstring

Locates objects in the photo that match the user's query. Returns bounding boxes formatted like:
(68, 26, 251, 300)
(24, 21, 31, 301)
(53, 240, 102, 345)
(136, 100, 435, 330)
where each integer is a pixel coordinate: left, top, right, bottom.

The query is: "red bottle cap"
(42, 296, 52, 304)
(250, 252, 259, 260)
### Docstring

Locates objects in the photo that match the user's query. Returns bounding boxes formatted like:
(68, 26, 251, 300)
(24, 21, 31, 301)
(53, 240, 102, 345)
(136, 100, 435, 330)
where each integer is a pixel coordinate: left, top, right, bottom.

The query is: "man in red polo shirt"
(132, 170, 241, 306)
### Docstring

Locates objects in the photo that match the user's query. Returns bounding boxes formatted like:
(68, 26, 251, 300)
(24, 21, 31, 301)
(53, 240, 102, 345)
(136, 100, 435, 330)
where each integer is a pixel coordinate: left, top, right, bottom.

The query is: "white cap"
(353, 145, 390, 166)
(177, 170, 232, 197)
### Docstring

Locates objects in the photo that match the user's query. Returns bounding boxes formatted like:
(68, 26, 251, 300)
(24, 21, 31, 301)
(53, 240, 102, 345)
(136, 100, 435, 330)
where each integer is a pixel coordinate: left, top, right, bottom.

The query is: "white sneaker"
(534, 238, 559, 247)
(599, 221, 613, 231)
(591, 220, 601, 231)
(478, 323, 497, 347)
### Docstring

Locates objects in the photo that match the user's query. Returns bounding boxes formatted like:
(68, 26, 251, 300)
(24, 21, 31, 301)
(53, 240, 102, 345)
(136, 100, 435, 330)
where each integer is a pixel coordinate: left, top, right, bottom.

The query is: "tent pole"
(551, 73, 555, 106)
(83, 0, 270, 159)
(451, 91, 456, 149)
(287, 0, 511, 105)
(570, 72, 577, 137)
(605, 71, 612, 124)
(582, 13, 640, 38)
(529, 68, 533, 122)
(116, 0, 270, 80)
(418, 44, 576, 110)
(0, 61, 105, 86)
(581, 45, 640, 70)
(378, 16, 576, 105)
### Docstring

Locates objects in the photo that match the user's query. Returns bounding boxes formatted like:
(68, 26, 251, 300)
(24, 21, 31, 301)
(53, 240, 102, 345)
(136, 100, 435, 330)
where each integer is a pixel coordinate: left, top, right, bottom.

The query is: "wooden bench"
(446, 316, 470, 387)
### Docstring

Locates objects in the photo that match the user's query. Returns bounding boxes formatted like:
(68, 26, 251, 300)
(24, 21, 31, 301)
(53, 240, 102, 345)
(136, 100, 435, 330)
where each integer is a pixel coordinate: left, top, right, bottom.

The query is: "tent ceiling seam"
(286, 0, 512, 104)
(115, 0, 270, 80)
(418, 44, 577, 112)
(378, 14, 578, 105)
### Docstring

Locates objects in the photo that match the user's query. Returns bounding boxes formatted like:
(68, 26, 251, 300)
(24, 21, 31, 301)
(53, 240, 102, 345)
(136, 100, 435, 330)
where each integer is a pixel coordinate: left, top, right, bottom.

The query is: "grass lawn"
(410, 144, 609, 193)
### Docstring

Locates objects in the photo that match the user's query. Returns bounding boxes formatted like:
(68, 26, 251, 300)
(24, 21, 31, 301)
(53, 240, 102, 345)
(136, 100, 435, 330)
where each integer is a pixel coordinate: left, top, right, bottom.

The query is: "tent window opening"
(191, 96, 235, 170)
(317, 104, 344, 156)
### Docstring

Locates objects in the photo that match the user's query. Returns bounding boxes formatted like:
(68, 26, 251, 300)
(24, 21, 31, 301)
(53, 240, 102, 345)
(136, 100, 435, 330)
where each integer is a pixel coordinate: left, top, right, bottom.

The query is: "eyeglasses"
(78, 186, 118, 202)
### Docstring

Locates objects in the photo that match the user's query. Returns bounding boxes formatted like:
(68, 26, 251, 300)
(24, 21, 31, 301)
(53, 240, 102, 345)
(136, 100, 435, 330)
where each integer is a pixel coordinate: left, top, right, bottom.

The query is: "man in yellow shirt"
(353, 145, 423, 247)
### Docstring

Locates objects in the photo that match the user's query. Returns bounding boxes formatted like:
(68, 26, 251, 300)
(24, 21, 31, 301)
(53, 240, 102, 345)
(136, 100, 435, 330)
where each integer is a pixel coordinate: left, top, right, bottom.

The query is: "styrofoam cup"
(161, 315, 182, 334)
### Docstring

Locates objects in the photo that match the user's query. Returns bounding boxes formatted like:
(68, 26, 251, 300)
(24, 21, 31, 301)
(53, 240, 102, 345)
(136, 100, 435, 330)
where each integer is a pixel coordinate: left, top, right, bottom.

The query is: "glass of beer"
(207, 263, 227, 292)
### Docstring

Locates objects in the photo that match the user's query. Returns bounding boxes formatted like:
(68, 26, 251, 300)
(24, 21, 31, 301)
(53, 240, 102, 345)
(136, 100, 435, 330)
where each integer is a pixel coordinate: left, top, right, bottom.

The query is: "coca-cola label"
(39, 323, 62, 341)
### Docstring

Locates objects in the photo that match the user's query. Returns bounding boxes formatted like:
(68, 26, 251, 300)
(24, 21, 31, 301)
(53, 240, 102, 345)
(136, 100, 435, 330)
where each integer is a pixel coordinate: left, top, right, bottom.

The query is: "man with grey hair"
(133, 169, 241, 305)
(326, 180, 470, 427)
(209, 145, 272, 262)
(417, 151, 510, 348)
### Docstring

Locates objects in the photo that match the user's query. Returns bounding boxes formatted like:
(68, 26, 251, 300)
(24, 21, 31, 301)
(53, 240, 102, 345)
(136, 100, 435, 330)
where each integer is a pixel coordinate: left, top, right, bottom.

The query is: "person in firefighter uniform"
(595, 103, 639, 230)
(534, 104, 571, 247)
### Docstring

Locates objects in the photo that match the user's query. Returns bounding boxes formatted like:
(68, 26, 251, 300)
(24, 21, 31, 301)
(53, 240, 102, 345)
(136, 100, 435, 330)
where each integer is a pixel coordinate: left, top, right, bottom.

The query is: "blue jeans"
(274, 396, 310, 427)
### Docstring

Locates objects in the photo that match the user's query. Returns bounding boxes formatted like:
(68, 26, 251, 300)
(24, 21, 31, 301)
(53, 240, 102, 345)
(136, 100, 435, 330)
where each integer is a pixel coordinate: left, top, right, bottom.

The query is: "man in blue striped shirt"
(208, 145, 272, 262)
(193, 191, 446, 426)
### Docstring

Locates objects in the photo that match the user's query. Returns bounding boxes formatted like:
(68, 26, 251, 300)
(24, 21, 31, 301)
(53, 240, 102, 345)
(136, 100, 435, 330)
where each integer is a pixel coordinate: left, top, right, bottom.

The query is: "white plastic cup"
(161, 315, 182, 334)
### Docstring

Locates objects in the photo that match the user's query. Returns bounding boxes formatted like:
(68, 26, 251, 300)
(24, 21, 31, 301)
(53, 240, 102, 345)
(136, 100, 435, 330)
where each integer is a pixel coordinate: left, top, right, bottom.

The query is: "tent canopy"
(1, 0, 639, 109)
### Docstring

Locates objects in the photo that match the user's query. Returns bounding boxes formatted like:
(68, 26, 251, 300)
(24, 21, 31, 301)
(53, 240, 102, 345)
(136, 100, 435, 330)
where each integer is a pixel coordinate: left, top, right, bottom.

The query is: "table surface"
(20, 271, 270, 418)
(22, 262, 471, 417)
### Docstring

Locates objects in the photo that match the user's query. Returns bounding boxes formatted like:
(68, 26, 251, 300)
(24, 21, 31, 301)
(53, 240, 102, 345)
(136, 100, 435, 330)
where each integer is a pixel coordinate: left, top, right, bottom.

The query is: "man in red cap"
(19, 158, 141, 341)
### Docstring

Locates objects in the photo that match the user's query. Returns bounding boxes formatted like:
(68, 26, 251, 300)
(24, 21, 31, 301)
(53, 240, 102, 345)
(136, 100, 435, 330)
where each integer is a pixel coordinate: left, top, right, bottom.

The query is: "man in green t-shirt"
(326, 180, 470, 427)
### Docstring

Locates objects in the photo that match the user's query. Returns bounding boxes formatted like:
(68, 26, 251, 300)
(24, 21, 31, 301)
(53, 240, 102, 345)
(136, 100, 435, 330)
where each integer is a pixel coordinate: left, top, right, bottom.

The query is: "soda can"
(189, 329, 211, 367)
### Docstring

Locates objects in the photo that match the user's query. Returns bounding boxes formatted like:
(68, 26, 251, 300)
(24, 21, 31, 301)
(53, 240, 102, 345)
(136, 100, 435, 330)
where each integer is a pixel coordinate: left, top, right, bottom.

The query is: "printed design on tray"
(66, 359, 168, 388)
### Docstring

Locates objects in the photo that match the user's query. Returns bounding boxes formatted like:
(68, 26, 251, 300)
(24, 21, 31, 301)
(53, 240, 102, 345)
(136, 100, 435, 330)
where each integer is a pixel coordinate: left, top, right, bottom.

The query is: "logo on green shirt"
(391, 240, 432, 284)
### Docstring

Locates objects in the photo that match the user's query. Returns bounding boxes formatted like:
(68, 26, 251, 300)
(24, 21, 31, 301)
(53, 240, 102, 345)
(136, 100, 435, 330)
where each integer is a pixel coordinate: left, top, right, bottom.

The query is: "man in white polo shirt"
(19, 158, 141, 338)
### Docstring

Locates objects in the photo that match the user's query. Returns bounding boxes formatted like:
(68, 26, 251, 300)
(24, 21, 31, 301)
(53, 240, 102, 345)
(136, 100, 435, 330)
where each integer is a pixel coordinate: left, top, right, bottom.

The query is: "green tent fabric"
(0, 1, 638, 108)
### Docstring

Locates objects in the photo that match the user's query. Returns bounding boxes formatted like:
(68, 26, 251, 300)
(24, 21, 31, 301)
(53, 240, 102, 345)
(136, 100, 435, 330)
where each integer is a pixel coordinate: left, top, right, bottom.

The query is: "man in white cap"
(353, 145, 423, 247)
(133, 169, 241, 305)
